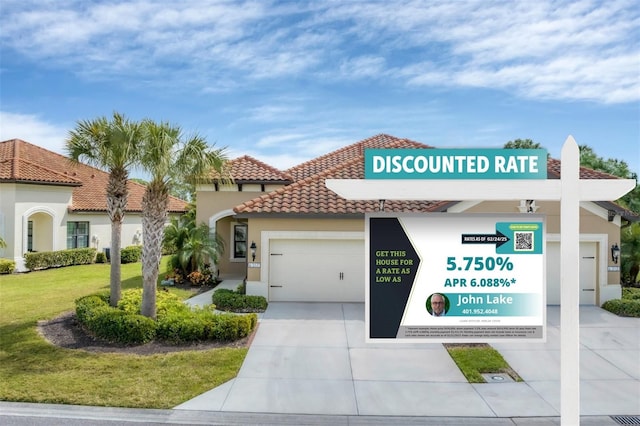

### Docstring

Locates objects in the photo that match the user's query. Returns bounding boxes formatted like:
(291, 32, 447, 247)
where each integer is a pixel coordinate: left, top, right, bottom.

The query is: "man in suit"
(430, 293, 446, 316)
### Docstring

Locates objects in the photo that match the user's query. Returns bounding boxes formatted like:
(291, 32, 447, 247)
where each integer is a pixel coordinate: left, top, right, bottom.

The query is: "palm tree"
(165, 218, 224, 278)
(66, 113, 142, 306)
(138, 120, 226, 319)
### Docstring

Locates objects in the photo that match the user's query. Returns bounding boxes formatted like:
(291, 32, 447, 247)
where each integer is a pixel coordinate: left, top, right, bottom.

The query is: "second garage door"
(546, 241, 597, 305)
(268, 239, 365, 302)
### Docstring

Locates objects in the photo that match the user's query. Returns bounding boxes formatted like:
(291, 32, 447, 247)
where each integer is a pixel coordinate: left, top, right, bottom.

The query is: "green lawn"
(0, 258, 247, 408)
(445, 344, 523, 383)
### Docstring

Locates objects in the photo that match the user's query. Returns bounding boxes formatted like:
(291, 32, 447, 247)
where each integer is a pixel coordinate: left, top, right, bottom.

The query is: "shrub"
(24, 248, 96, 270)
(212, 288, 268, 313)
(88, 309, 157, 344)
(95, 252, 107, 264)
(75, 294, 110, 324)
(602, 299, 640, 317)
(76, 289, 256, 345)
(155, 307, 257, 343)
(118, 288, 187, 316)
(186, 270, 213, 286)
(209, 313, 257, 341)
(76, 293, 156, 344)
(0, 259, 16, 274)
(156, 308, 214, 343)
(120, 246, 142, 264)
(622, 287, 640, 300)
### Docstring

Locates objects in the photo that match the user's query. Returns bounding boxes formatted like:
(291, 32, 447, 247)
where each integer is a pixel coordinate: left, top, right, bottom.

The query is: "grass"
(445, 344, 523, 383)
(0, 257, 248, 408)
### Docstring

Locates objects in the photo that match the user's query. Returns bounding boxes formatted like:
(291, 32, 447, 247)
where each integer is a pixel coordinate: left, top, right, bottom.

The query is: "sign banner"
(366, 213, 546, 343)
(364, 148, 547, 179)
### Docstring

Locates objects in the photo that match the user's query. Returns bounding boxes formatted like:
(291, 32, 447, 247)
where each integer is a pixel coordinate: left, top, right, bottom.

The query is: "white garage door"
(269, 239, 365, 302)
(546, 241, 597, 305)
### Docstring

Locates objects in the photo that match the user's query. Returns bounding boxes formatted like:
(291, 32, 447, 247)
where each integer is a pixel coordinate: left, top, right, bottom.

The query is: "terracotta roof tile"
(546, 157, 620, 179)
(210, 155, 292, 183)
(234, 134, 634, 216)
(0, 139, 187, 213)
(286, 133, 432, 181)
(234, 155, 446, 215)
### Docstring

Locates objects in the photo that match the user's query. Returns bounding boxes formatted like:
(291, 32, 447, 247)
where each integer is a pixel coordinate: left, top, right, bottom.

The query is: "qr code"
(514, 231, 534, 251)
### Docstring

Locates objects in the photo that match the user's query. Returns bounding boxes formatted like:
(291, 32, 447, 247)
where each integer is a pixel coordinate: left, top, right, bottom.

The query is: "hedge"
(212, 288, 268, 312)
(75, 289, 257, 345)
(601, 299, 640, 318)
(24, 248, 96, 270)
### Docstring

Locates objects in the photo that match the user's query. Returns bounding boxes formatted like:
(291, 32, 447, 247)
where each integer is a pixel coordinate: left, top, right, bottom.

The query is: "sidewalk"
(0, 401, 624, 425)
(183, 275, 245, 308)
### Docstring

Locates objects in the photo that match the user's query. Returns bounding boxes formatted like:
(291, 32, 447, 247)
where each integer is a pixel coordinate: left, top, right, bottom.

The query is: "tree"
(163, 207, 223, 278)
(138, 120, 226, 319)
(579, 145, 639, 214)
(504, 138, 543, 150)
(66, 113, 142, 306)
(578, 145, 640, 284)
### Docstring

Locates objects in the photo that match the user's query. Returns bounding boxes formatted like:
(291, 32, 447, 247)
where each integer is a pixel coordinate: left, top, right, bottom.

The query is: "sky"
(1, 0, 639, 177)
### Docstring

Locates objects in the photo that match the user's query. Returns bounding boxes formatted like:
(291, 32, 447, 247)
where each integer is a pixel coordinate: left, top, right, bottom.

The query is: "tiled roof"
(234, 153, 449, 215)
(546, 157, 621, 179)
(234, 134, 635, 216)
(211, 155, 292, 183)
(0, 139, 187, 213)
(286, 133, 432, 181)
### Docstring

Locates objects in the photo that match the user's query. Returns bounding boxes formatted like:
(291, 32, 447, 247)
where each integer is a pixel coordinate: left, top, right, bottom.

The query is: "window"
(27, 221, 33, 251)
(233, 223, 247, 260)
(67, 222, 89, 249)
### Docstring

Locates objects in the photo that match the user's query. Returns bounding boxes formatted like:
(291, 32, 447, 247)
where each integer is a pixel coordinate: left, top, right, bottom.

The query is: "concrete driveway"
(175, 303, 640, 418)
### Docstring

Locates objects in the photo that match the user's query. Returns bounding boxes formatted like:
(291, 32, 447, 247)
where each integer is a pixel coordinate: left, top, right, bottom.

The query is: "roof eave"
(0, 179, 81, 187)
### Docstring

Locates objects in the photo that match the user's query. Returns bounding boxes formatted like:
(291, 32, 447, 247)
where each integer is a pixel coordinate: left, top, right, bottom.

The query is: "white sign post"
(326, 136, 635, 425)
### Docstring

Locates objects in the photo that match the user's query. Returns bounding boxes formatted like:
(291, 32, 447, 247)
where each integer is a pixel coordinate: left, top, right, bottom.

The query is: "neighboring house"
(197, 134, 637, 306)
(0, 139, 188, 272)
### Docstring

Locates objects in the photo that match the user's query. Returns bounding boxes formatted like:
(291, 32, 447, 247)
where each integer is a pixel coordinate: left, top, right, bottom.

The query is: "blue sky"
(1, 0, 639, 176)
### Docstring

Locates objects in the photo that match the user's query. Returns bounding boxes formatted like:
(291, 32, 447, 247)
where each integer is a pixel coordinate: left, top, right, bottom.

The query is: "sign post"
(326, 136, 635, 425)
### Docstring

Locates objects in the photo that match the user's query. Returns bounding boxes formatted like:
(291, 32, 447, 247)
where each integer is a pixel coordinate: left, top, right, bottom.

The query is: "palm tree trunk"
(141, 183, 169, 319)
(107, 167, 128, 307)
(109, 221, 122, 306)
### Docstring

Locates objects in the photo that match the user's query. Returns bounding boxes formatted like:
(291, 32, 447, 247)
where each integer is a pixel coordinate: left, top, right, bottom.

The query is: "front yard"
(0, 258, 247, 408)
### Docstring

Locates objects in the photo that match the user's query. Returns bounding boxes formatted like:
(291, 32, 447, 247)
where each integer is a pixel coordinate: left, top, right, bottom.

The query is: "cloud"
(1, 0, 638, 103)
(0, 111, 68, 154)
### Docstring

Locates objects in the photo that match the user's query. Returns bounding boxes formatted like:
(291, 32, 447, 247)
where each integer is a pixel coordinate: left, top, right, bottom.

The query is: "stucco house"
(197, 134, 636, 306)
(0, 139, 188, 272)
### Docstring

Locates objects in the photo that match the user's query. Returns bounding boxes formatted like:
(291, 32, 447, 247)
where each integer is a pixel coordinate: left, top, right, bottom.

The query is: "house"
(0, 139, 188, 271)
(197, 134, 637, 306)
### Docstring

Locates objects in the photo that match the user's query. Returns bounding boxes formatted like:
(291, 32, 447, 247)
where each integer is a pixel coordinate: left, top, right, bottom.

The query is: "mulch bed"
(37, 290, 255, 356)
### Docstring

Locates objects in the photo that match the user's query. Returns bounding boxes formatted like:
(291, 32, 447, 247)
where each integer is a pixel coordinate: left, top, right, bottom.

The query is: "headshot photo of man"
(428, 293, 448, 316)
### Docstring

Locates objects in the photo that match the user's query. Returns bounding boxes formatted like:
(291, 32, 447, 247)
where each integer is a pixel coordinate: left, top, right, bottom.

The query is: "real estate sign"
(366, 212, 546, 343)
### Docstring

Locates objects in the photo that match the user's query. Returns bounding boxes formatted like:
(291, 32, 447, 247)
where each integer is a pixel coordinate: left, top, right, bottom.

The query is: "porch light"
(611, 243, 620, 264)
(250, 241, 257, 261)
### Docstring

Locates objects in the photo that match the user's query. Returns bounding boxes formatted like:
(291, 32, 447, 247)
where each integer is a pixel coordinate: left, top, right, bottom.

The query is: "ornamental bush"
(120, 245, 142, 264)
(0, 259, 15, 274)
(212, 288, 268, 312)
(601, 299, 640, 317)
(76, 293, 156, 344)
(24, 248, 96, 270)
(76, 289, 256, 345)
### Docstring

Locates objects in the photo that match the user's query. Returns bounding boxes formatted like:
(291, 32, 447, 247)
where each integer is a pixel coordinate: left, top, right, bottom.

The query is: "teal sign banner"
(364, 148, 547, 179)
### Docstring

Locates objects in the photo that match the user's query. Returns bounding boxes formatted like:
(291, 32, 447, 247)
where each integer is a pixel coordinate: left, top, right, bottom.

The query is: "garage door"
(546, 241, 597, 305)
(269, 239, 365, 302)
